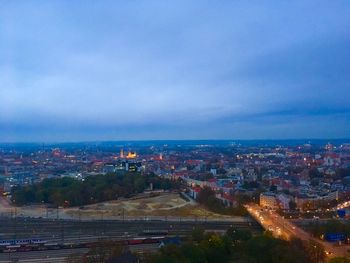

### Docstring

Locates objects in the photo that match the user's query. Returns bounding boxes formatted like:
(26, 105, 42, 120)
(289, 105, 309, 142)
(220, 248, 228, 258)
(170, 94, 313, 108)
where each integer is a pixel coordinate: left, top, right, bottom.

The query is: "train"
(141, 229, 169, 236)
(0, 236, 167, 253)
(0, 239, 46, 246)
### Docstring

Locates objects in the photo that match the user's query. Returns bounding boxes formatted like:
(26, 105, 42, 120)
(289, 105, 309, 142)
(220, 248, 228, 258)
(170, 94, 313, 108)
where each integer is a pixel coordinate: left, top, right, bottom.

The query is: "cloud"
(0, 0, 349, 141)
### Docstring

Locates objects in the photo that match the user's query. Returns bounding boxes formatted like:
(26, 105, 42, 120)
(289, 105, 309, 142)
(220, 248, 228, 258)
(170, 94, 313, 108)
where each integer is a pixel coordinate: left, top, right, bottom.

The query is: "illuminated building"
(260, 192, 278, 209)
(126, 151, 137, 159)
(127, 162, 138, 172)
(110, 161, 141, 172)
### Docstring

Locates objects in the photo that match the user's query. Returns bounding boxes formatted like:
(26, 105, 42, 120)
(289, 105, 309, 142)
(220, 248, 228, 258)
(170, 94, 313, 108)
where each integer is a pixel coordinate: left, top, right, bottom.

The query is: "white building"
(260, 192, 278, 209)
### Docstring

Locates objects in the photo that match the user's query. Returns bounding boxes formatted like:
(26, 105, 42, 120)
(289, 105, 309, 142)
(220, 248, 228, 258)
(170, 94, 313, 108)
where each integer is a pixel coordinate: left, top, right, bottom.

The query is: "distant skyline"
(1, 1, 349, 142)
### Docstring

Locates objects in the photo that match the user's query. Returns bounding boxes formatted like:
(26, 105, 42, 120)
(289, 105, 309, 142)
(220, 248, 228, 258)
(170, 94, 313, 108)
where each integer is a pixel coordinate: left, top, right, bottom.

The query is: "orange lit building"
(126, 151, 137, 159)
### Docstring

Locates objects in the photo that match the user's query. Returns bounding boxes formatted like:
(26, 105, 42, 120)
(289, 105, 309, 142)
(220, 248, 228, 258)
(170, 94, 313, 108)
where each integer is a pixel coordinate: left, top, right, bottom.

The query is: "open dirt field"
(65, 193, 232, 220)
(0, 193, 232, 221)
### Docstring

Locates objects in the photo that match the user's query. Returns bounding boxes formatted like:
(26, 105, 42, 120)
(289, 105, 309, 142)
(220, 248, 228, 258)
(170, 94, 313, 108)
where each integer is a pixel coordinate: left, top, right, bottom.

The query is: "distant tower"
(159, 153, 163, 160)
(120, 149, 124, 158)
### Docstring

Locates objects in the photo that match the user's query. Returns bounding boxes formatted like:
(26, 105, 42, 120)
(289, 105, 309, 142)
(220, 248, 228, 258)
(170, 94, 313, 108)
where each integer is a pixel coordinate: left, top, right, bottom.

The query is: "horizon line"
(1, 138, 350, 145)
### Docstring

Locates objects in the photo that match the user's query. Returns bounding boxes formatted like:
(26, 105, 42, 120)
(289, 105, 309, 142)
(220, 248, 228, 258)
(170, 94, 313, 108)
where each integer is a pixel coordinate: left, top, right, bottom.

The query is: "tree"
(329, 257, 350, 263)
(309, 168, 323, 179)
(181, 243, 207, 263)
(310, 178, 320, 187)
(156, 244, 186, 263)
(149, 229, 314, 263)
(306, 240, 326, 263)
(191, 228, 205, 243)
(336, 168, 350, 179)
(270, 184, 277, 192)
(271, 238, 309, 263)
(133, 175, 146, 193)
(226, 227, 252, 242)
(199, 234, 230, 263)
(86, 241, 124, 263)
(235, 194, 252, 205)
(197, 187, 215, 205)
(271, 244, 302, 263)
(11, 172, 178, 207)
(65, 253, 85, 263)
(289, 200, 297, 211)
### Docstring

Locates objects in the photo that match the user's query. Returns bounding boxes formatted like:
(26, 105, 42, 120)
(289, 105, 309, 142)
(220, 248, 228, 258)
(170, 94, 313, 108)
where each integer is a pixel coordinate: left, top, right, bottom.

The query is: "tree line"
(196, 186, 248, 216)
(147, 227, 328, 263)
(63, 226, 350, 263)
(11, 172, 180, 207)
(309, 219, 350, 239)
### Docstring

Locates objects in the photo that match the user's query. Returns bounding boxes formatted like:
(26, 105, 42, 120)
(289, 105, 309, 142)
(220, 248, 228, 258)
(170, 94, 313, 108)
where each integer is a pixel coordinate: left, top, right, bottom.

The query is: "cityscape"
(0, 140, 349, 262)
(1, 1, 350, 263)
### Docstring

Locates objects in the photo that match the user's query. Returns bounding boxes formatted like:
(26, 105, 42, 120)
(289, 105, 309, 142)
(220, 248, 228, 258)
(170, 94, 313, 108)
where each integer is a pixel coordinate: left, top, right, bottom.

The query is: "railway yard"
(0, 217, 261, 262)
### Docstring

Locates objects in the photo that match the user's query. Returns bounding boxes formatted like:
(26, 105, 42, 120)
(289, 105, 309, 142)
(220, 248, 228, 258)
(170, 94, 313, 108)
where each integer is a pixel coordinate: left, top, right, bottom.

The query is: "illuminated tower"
(120, 149, 124, 158)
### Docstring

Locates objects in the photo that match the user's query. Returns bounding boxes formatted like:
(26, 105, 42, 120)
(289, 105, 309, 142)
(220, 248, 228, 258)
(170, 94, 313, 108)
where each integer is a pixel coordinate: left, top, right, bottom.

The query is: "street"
(246, 204, 350, 259)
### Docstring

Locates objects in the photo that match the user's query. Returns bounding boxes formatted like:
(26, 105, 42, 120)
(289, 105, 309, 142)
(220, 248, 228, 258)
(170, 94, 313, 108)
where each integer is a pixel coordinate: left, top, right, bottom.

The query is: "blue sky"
(0, 0, 349, 142)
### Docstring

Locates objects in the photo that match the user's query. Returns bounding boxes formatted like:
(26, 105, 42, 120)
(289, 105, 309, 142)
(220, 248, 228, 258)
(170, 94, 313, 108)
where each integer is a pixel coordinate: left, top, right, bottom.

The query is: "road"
(336, 200, 350, 210)
(246, 203, 350, 259)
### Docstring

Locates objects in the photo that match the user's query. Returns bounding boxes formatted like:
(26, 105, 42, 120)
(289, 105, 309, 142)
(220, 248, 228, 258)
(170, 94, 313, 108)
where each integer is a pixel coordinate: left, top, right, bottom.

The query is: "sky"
(0, 0, 349, 142)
